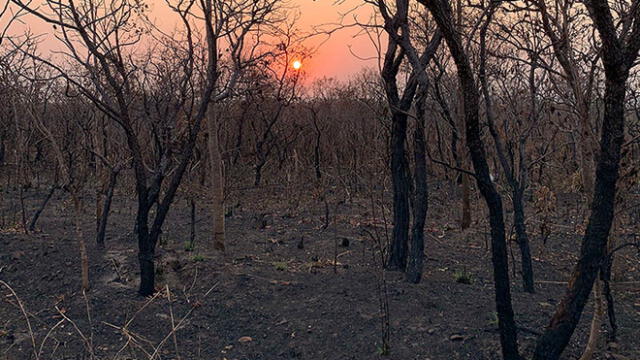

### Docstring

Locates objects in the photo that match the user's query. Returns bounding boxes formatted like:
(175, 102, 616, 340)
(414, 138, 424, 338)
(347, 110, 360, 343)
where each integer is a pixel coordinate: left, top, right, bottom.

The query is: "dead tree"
(478, 2, 536, 293)
(11, 0, 269, 295)
(417, 0, 520, 357)
(370, 0, 442, 272)
(19, 77, 93, 290)
(532, 0, 640, 358)
(375, 0, 442, 281)
(246, 36, 306, 188)
(530, 0, 601, 196)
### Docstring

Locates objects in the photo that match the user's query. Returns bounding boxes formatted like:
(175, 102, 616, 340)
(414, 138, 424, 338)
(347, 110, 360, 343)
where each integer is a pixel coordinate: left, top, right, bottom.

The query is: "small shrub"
(159, 235, 168, 248)
(273, 261, 288, 271)
(487, 311, 499, 326)
(453, 269, 473, 284)
(184, 241, 195, 252)
(376, 343, 390, 356)
(192, 254, 205, 262)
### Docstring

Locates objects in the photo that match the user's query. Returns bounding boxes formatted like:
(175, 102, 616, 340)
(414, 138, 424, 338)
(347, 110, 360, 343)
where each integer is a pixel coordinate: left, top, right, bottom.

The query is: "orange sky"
(138, 0, 380, 82)
(290, 0, 379, 81)
(6, 0, 379, 82)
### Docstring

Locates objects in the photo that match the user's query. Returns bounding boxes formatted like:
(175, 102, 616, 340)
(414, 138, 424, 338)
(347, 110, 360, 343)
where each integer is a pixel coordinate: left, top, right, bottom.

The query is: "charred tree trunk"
(513, 188, 535, 293)
(313, 115, 322, 180)
(96, 169, 119, 248)
(377, 3, 440, 272)
(532, 8, 633, 353)
(478, 3, 534, 294)
(137, 202, 155, 296)
(461, 174, 471, 229)
(95, 116, 107, 238)
(189, 196, 196, 249)
(19, 186, 28, 234)
(406, 87, 429, 284)
(208, 112, 226, 252)
(451, 116, 471, 231)
(28, 185, 56, 232)
(387, 111, 411, 270)
(420, 0, 520, 357)
(0, 138, 5, 166)
(254, 157, 265, 187)
(73, 195, 90, 291)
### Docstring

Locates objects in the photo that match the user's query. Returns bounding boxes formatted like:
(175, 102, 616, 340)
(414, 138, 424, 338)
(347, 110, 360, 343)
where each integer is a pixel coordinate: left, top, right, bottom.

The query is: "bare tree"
(529, 0, 602, 196)
(416, 0, 520, 357)
(14, 71, 94, 290)
(203, 0, 290, 253)
(533, 0, 640, 358)
(374, 0, 443, 281)
(9, 0, 273, 295)
(478, 1, 537, 293)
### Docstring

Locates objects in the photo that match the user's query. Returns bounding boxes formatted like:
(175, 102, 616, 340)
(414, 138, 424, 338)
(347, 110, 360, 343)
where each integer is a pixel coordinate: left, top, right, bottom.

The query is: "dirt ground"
(1, 183, 639, 360)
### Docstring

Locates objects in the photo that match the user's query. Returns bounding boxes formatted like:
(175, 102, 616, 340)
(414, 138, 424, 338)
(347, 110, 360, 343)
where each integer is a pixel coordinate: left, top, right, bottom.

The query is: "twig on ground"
(0, 280, 38, 359)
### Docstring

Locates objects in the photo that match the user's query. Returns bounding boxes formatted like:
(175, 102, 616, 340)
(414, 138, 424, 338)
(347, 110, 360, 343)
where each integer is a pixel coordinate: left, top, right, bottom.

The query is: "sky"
(4, 0, 379, 82)
(288, 0, 379, 81)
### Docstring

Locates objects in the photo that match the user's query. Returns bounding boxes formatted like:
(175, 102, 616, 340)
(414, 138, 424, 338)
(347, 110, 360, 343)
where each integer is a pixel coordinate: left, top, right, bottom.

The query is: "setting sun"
(292, 60, 302, 70)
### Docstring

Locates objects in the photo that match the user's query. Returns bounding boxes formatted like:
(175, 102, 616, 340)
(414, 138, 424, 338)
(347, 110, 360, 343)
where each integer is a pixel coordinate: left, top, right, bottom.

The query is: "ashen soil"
(0, 183, 639, 360)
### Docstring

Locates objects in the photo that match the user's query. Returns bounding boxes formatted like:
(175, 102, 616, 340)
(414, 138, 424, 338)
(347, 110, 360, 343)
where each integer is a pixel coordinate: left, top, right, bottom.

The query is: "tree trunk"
(138, 231, 155, 296)
(314, 125, 322, 180)
(0, 138, 5, 166)
(136, 196, 155, 296)
(532, 74, 628, 360)
(208, 113, 226, 252)
(97, 170, 118, 248)
(461, 173, 471, 229)
(73, 195, 89, 291)
(387, 111, 411, 271)
(406, 90, 429, 284)
(19, 186, 28, 234)
(452, 125, 471, 230)
(95, 116, 107, 237)
(28, 185, 56, 232)
(513, 189, 535, 293)
(254, 160, 264, 187)
(477, 4, 534, 295)
(138, 247, 155, 296)
(190, 197, 196, 248)
(420, 0, 520, 357)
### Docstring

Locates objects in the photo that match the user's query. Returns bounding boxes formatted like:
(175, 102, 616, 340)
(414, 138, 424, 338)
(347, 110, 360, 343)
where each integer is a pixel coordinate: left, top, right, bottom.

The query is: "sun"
(292, 60, 302, 70)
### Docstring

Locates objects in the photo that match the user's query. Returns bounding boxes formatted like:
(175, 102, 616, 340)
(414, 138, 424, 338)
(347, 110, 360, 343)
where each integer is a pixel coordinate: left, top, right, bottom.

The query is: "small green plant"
(184, 241, 195, 252)
(376, 343, 390, 356)
(159, 235, 168, 248)
(487, 311, 499, 326)
(192, 254, 205, 262)
(273, 261, 288, 271)
(453, 269, 473, 284)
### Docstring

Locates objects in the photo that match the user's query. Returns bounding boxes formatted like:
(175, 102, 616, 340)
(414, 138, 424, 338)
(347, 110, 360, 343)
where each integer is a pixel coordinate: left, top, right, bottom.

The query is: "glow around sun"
(292, 60, 302, 70)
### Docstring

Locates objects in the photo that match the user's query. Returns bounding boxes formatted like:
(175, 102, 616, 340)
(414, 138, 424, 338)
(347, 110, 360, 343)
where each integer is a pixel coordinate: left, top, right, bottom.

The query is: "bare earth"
(1, 184, 639, 360)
